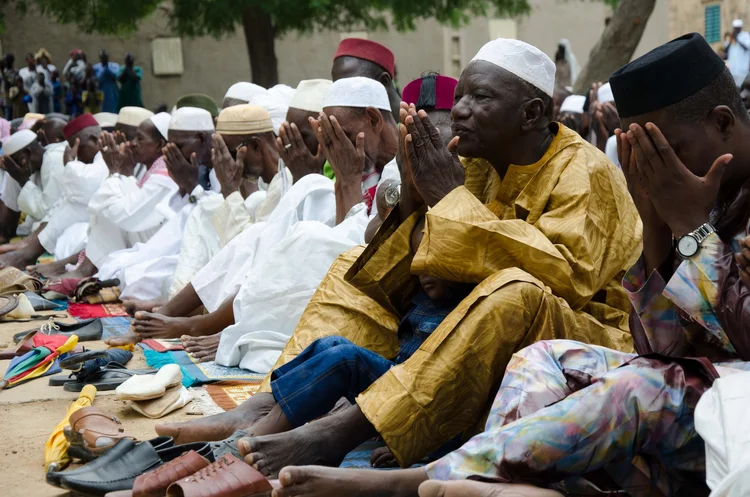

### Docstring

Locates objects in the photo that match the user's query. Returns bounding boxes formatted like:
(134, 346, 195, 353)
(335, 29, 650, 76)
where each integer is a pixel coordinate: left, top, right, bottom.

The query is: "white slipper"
(129, 385, 192, 418)
(115, 364, 182, 401)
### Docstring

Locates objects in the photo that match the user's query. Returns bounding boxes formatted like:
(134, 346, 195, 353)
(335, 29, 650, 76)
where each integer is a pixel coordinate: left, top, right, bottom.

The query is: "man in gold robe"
(157, 38, 642, 475)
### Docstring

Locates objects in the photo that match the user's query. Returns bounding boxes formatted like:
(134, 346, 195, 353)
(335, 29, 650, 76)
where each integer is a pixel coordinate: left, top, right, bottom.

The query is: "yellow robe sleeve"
(413, 166, 641, 310)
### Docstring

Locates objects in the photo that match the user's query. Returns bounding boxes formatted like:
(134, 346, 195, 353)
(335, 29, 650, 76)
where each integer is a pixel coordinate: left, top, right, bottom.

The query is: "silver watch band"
(691, 222, 717, 243)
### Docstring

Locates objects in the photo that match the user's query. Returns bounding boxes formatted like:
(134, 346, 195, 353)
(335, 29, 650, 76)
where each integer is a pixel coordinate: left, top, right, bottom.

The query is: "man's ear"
(709, 105, 736, 139)
(520, 98, 546, 132)
(250, 136, 263, 152)
(378, 72, 392, 90)
(365, 106, 384, 133)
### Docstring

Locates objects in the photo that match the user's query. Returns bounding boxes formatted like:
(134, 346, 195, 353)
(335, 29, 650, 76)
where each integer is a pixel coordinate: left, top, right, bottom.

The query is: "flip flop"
(62, 363, 158, 391)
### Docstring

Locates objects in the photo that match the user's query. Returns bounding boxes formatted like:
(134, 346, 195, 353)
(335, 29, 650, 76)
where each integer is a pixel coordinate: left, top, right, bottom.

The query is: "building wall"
(669, 0, 750, 44)
(1, 0, 671, 109)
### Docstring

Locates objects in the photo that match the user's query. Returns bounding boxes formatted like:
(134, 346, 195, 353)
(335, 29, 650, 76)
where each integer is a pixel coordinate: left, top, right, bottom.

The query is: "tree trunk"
(573, 0, 656, 94)
(242, 7, 278, 87)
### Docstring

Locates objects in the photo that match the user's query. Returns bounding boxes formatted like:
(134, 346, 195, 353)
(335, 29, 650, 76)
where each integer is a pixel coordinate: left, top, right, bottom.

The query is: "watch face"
(385, 185, 400, 206)
(678, 235, 699, 258)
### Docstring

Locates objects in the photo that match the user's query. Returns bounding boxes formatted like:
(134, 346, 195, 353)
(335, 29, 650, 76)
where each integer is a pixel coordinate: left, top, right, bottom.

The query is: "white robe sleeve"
(211, 192, 253, 248)
(17, 145, 66, 220)
(88, 174, 178, 232)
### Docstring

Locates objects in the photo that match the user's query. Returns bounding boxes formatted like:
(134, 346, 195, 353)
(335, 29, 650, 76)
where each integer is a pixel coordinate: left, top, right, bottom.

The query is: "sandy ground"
(0, 312, 196, 497)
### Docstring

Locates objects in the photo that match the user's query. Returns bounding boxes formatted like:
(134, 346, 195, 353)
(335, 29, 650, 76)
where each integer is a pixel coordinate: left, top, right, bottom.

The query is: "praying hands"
(99, 131, 136, 176)
(277, 121, 324, 182)
(211, 133, 248, 198)
(0, 154, 30, 186)
(162, 142, 199, 195)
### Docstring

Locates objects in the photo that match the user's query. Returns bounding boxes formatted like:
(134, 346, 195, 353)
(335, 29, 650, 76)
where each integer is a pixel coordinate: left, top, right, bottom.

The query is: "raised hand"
(211, 133, 247, 198)
(277, 121, 324, 182)
(0, 154, 30, 185)
(627, 122, 732, 238)
(36, 128, 49, 147)
(735, 236, 750, 288)
(403, 107, 464, 207)
(63, 138, 79, 165)
(163, 142, 199, 194)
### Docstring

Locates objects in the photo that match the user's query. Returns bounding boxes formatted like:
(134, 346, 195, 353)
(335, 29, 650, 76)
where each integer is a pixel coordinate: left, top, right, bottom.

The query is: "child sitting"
(246, 215, 473, 436)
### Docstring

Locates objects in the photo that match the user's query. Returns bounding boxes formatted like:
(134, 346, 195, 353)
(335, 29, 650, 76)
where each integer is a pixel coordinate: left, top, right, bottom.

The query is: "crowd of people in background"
(0, 48, 142, 121)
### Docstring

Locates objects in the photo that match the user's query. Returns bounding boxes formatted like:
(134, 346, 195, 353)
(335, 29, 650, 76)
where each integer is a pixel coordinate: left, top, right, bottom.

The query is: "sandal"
(166, 454, 272, 497)
(65, 406, 135, 459)
(60, 363, 157, 391)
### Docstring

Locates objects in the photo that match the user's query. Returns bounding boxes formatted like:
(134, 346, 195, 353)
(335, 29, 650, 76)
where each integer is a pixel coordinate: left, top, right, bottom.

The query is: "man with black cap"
(266, 33, 750, 497)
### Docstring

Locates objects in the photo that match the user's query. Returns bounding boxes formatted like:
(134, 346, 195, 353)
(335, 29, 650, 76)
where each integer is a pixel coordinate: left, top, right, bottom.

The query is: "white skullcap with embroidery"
(3, 129, 37, 156)
(733, 19, 743, 28)
(249, 84, 294, 135)
(168, 107, 214, 132)
(597, 82, 614, 104)
(290, 79, 333, 113)
(149, 112, 171, 140)
(94, 112, 118, 128)
(471, 38, 556, 97)
(224, 82, 266, 104)
(322, 77, 390, 111)
(117, 106, 154, 127)
(559, 95, 586, 114)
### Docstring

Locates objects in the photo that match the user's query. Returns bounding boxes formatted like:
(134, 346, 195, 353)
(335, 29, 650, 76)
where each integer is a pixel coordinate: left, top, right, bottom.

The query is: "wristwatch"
(384, 183, 401, 208)
(676, 222, 716, 259)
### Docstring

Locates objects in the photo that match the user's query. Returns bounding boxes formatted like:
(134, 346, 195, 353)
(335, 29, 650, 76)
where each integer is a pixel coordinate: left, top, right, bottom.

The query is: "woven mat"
(68, 302, 128, 319)
(204, 381, 263, 411)
(143, 349, 266, 387)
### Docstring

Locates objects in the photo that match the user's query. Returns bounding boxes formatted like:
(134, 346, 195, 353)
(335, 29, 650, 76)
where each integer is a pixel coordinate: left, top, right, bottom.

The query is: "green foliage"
(3, 0, 532, 37)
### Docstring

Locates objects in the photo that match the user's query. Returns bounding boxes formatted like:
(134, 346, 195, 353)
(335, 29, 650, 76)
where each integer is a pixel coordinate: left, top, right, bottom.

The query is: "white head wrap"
(224, 82, 266, 104)
(290, 79, 333, 113)
(118, 107, 154, 127)
(149, 112, 171, 140)
(168, 107, 214, 132)
(322, 77, 391, 111)
(471, 38, 556, 98)
(559, 95, 585, 114)
(733, 19, 744, 28)
(93, 112, 118, 128)
(249, 85, 294, 135)
(558, 38, 581, 87)
(3, 129, 37, 156)
(597, 82, 614, 104)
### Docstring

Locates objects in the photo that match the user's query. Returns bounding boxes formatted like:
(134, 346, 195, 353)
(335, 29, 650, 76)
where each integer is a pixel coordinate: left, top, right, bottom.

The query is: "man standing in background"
(724, 19, 750, 87)
(93, 49, 120, 113)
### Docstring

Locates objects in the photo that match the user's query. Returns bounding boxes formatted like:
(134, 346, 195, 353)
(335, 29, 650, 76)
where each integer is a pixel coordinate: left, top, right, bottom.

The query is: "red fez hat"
(335, 38, 395, 78)
(63, 114, 99, 139)
(402, 75, 457, 111)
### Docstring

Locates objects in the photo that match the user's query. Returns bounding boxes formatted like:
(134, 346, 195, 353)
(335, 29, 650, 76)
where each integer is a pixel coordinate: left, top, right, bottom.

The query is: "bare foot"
(155, 392, 275, 445)
(274, 465, 428, 497)
(0, 241, 22, 255)
(182, 333, 221, 362)
(105, 330, 142, 347)
(418, 480, 564, 497)
(0, 250, 38, 269)
(123, 298, 166, 317)
(370, 446, 398, 468)
(27, 259, 69, 279)
(132, 311, 196, 339)
(239, 417, 354, 478)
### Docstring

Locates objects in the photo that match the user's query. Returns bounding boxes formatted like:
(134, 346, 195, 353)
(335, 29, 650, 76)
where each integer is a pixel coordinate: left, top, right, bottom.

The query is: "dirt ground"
(0, 312, 196, 497)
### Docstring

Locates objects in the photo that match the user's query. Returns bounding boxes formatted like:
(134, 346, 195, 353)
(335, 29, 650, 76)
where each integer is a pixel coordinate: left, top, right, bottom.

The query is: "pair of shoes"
(116, 364, 182, 401)
(51, 363, 157, 391)
(51, 437, 213, 496)
(12, 318, 103, 344)
(129, 385, 193, 419)
(104, 453, 272, 497)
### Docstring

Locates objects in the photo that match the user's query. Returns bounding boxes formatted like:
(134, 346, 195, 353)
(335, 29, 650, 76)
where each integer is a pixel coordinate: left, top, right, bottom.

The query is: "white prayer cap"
(94, 112, 118, 128)
(559, 95, 586, 114)
(249, 85, 294, 135)
(117, 106, 154, 127)
(149, 112, 171, 140)
(471, 38, 556, 98)
(224, 82, 266, 104)
(733, 19, 744, 28)
(290, 79, 333, 113)
(322, 77, 390, 112)
(597, 82, 614, 104)
(168, 107, 215, 132)
(3, 129, 37, 156)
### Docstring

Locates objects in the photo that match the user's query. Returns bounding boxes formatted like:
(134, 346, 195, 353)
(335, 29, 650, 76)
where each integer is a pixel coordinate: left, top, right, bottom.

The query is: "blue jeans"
(270, 336, 394, 428)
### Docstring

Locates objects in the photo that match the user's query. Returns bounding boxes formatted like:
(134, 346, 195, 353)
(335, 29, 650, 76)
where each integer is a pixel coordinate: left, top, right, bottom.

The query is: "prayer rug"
(139, 338, 184, 352)
(142, 349, 266, 387)
(68, 302, 128, 319)
(99, 317, 132, 340)
(204, 381, 263, 411)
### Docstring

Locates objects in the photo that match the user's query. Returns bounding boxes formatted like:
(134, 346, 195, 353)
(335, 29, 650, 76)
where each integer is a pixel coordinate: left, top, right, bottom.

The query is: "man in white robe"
(0, 114, 107, 269)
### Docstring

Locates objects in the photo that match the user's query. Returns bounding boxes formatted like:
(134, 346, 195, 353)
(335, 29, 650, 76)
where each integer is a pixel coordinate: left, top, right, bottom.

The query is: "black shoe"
(46, 437, 174, 488)
(58, 439, 213, 496)
(13, 319, 103, 343)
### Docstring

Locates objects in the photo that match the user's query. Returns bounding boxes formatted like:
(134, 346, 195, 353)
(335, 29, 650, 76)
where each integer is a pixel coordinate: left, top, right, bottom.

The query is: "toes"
(238, 437, 253, 456)
(418, 480, 446, 497)
(244, 451, 265, 466)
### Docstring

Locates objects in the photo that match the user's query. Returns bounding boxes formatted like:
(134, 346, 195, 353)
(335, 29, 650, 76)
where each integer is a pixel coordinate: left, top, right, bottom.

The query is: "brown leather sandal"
(166, 454, 272, 497)
(66, 406, 135, 458)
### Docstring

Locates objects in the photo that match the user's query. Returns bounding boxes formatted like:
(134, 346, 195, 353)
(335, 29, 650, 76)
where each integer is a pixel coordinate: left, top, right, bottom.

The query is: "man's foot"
(418, 480, 565, 497)
(105, 330, 141, 347)
(370, 446, 398, 468)
(27, 259, 69, 279)
(182, 333, 221, 363)
(274, 466, 428, 497)
(123, 298, 166, 317)
(0, 250, 38, 269)
(0, 242, 21, 255)
(239, 417, 354, 478)
(155, 392, 276, 445)
(132, 311, 195, 339)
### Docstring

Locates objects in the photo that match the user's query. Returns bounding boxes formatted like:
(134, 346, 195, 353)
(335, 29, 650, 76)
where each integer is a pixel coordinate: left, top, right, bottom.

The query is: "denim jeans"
(270, 336, 394, 428)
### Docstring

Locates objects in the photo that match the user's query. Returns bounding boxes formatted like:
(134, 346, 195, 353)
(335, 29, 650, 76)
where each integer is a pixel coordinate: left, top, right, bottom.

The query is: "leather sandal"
(166, 454, 272, 497)
(132, 450, 210, 497)
(65, 407, 134, 458)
